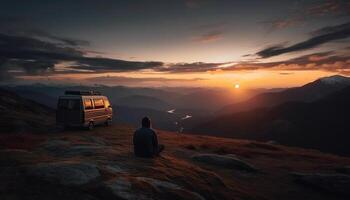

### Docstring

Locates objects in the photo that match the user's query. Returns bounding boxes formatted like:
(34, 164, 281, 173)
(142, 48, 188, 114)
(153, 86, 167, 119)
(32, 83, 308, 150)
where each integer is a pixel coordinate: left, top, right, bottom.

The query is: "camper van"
(56, 91, 113, 130)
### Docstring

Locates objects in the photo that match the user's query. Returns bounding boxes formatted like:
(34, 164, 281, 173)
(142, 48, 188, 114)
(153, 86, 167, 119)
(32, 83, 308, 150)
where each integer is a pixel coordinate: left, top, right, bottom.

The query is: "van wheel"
(105, 119, 112, 126)
(88, 122, 94, 130)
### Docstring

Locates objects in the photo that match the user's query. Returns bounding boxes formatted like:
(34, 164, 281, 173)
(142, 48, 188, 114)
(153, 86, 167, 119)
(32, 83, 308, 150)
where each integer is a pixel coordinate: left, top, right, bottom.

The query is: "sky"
(0, 0, 349, 88)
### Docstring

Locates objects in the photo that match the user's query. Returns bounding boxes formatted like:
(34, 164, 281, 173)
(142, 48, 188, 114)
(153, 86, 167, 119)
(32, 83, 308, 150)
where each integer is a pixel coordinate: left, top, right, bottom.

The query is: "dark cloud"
(262, 17, 304, 31)
(257, 22, 350, 58)
(193, 22, 226, 31)
(226, 51, 350, 72)
(0, 32, 164, 80)
(185, 0, 201, 9)
(158, 62, 222, 73)
(192, 31, 223, 43)
(263, 0, 350, 31)
(0, 16, 163, 78)
(0, 17, 90, 47)
(70, 58, 163, 72)
(306, 0, 345, 16)
(84, 75, 205, 85)
(279, 72, 294, 75)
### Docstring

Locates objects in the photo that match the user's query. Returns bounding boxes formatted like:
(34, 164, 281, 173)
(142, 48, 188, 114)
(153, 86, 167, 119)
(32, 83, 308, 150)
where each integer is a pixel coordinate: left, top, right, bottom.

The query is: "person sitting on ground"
(133, 117, 164, 158)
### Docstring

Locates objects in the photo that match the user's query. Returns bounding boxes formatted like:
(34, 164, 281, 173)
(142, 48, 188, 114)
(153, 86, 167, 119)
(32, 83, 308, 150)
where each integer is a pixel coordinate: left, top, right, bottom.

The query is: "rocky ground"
(0, 124, 350, 200)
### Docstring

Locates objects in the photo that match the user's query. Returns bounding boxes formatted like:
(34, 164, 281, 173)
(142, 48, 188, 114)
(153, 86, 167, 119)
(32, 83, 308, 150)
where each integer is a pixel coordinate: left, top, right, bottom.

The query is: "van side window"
(104, 99, 111, 108)
(93, 99, 104, 109)
(84, 99, 93, 110)
(58, 99, 69, 109)
(58, 99, 80, 110)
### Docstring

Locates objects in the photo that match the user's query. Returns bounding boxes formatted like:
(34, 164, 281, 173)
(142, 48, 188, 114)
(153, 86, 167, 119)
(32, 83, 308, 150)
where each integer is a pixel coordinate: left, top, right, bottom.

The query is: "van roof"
(59, 95, 107, 99)
(65, 90, 101, 96)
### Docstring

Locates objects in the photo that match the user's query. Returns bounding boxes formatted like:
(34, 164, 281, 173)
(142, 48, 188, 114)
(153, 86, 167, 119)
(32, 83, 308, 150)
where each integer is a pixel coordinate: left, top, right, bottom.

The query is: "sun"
(234, 84, 240, 89)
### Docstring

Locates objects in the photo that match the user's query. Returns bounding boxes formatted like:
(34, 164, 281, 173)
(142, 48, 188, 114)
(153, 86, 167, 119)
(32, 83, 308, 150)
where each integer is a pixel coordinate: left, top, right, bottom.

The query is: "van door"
(92, 98, 107, 124)
(83, 98, 94, 125)
(104, 98, 113, 118)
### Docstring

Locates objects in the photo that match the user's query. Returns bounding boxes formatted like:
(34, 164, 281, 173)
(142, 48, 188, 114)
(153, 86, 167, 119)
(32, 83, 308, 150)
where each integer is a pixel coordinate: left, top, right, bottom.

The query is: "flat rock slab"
(44, 142, 105, 157)
(292, 172, 350, 196)
(62, 145, 105, 157)
(81, 135, 108, 146)
(105, 163, 125, 173)
(192, 153, 257, 172)
(136, 177, 205, 200)
(336, 166, 350, 175)
(103, 177, 205, 200)
(25, 162, 100, 187)
(0, 149, 35, 165)
(105, 177, 152, 200)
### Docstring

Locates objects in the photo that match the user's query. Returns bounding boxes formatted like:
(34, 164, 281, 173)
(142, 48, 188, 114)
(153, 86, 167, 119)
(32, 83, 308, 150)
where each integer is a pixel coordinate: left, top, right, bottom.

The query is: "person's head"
(142, 117, 151, 128)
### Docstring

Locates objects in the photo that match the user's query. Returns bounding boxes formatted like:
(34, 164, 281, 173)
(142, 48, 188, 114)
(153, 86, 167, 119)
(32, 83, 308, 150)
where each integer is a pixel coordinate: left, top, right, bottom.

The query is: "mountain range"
(194, 75, 350, 155)
(1, 75, 349, 155)
(218, 75, 350, 115)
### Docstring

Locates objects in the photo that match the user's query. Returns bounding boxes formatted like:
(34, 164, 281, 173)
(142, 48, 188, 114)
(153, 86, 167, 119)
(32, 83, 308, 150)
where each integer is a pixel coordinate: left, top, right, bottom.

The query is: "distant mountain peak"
(319, 75, 350, 85)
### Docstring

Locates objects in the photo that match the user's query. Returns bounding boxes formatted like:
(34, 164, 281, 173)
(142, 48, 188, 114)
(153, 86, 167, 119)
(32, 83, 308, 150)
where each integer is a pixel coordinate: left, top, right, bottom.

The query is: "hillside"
(0, 88, 54, 133)
(0, 124, 350, 200)
(194, 86, 350, 156)
(218, 75, 350, 115)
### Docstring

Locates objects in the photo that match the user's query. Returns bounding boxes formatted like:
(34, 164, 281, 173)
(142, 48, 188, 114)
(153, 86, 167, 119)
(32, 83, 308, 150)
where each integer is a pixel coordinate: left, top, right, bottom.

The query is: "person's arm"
(152, 130, 159, 153)
(133, 131, 137, 145)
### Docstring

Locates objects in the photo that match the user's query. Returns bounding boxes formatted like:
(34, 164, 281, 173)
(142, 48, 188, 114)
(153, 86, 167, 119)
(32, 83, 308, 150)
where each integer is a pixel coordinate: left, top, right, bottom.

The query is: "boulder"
(25, 162, 100, 187)
(192, 154, 257, 172)
(292, 172, 350, 196)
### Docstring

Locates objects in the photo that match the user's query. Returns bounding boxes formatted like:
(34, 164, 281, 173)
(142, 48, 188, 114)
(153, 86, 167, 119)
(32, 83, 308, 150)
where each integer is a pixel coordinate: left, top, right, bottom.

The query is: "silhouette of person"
(133, 117, 164, 157)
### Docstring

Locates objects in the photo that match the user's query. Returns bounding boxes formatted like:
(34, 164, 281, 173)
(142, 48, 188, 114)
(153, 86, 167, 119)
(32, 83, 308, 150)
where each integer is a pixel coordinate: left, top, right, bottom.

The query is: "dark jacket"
(133, 127, 158, 157)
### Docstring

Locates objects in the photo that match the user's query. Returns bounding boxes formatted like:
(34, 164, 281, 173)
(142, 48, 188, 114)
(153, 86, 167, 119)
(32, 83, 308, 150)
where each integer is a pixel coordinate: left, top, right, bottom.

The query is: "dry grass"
(0, 124, 349, 200)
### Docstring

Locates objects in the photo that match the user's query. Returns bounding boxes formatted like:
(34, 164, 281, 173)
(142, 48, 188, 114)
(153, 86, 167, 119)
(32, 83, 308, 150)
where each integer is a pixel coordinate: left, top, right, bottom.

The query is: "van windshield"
(58, 99, 81, 110)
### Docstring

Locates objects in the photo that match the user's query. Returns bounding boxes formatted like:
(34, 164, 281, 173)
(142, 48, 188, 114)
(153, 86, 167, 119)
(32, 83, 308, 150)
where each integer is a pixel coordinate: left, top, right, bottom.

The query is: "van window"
(93, 99, 104, 109)
(58, 99, 81, 110)
(84, 99, 93, 110)
(104, 99, 111, 108)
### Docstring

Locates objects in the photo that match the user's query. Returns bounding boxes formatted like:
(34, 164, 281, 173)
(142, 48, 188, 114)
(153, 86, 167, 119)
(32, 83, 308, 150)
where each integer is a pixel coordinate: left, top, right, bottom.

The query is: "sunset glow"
(1, 2, 350, 199)
(0, 1, 349, 89)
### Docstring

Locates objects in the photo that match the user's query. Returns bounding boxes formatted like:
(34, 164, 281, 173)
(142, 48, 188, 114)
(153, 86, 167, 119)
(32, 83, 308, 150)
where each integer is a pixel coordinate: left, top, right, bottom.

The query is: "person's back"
(133, 117, 164, 158)
(133, 127, 157, 157)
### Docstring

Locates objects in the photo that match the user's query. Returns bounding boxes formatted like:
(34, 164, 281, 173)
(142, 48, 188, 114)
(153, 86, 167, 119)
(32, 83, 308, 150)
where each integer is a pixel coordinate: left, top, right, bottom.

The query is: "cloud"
(134, 51, 350, 74)
(192, 31, 223, 43)
(70, 58, 163, 72)
(225, 51, 350, 73)
(158, 62, 223, 73)
(257, 22, 350, 58)
(193, 22, 226, 31)
(263, 0, 349, 31)
(279, 72, 294, 75)
(306, 0, 344, 16)
(0, 32, 164, 80)
(0, 17, 90, 46)
(84, 75, 205, 85)
(263, 17, 304, 31)
(185, 0, 201, 8)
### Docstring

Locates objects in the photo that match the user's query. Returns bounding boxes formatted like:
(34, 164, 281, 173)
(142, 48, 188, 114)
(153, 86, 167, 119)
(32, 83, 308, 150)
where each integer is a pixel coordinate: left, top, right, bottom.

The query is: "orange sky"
(20, 69, 338, 89)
